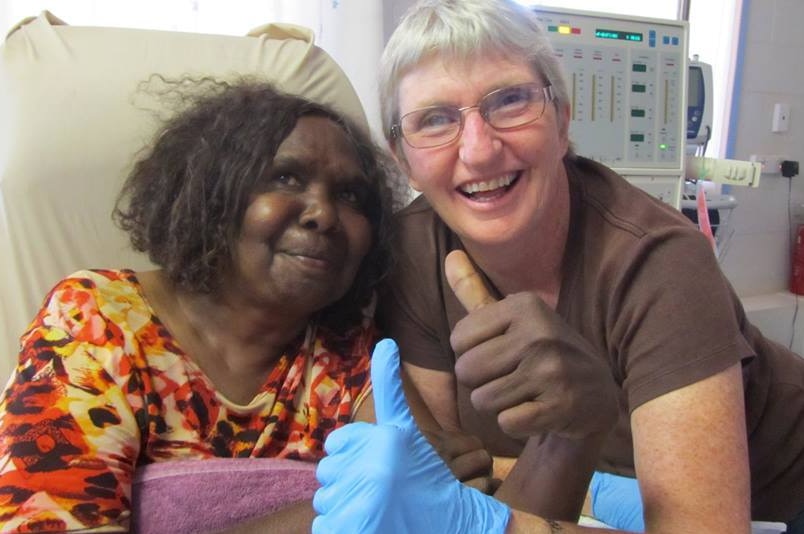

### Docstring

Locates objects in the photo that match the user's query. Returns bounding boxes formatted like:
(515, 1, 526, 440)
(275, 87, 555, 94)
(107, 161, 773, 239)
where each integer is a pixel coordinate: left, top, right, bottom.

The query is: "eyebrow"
(404, 80, 538, 111)
(271, 154, 369, 184)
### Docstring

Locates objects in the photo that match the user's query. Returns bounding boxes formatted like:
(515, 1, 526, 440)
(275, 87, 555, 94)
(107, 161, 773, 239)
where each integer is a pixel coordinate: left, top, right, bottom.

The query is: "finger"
(370, 338, 414, 428)
(453, 335, 521, 388)
(462, 476, 500, 495)
(316, 452, 344, 487)
(446, 449, 494, 482)
(312, 514, 335, 534)
(422, 429, 486, 459)
(322, 422, 372, 455)
(312, 478, 337, 515)
(445, 250, 497, 311)
(496, 401, 557, 438)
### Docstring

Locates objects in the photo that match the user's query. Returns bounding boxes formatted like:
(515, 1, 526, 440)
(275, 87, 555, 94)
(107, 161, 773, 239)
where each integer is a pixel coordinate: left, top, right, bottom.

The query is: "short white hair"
(379, 0, 570, 146)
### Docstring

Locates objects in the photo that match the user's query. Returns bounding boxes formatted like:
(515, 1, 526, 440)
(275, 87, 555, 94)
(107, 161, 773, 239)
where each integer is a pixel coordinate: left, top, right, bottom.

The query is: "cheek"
(402, 147, 451, 192)
(343, 212, 373, 262)
(241, 195, 288, 238)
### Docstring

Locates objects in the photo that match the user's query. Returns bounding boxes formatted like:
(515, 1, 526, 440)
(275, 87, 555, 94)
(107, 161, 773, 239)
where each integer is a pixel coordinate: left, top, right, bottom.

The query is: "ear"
(557, 102, 572, 155)
(387, 140, 423, 192)
(558, 102, 571, 138)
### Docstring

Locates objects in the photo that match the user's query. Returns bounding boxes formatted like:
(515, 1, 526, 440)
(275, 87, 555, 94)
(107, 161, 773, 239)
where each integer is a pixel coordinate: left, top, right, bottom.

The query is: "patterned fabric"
(0, 270, 374, 532)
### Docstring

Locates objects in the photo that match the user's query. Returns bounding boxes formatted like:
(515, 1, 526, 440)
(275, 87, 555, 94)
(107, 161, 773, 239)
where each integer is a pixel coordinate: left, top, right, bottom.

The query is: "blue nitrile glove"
(590, 471, 645, 532)
(313, 338, 511, 534)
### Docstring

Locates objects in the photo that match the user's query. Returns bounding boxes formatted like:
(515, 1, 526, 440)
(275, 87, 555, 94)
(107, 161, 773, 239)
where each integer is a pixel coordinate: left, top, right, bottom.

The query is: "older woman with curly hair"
(0, 80, 402, 533)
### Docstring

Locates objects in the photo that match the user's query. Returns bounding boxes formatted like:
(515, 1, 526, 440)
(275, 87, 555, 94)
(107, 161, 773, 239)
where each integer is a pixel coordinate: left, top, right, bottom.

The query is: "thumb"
(371, 338, 415, 428)
(445, 250, 497, 312)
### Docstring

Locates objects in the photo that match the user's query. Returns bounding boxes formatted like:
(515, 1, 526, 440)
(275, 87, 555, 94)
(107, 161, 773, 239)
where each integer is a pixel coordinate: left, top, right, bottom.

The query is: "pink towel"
(131, 458, 319, 534)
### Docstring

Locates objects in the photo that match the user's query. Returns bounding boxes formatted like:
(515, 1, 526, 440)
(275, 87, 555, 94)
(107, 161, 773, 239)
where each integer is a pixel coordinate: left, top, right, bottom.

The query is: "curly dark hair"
(114, 77, 402, 331)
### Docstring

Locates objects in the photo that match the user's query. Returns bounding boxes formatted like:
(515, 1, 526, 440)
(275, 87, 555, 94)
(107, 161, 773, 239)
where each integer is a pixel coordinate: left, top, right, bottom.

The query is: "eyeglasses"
(391, 83, 555, 149)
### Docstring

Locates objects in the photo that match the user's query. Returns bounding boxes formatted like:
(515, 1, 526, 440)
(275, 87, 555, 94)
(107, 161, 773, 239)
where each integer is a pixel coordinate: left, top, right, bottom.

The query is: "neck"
(140, 270, 309, 372)
(179, 290, 308, 359)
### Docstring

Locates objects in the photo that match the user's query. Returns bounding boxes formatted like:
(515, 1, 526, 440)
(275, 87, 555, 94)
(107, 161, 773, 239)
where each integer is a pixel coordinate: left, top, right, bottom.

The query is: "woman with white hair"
(313, 1, 804, 533)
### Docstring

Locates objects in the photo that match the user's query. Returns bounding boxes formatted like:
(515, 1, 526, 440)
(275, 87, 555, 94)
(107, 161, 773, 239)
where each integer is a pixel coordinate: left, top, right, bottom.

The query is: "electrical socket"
(749, 154, 788, 174)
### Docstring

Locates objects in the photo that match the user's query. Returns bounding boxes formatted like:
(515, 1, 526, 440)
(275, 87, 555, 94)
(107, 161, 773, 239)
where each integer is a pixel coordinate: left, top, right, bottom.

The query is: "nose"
(457, 109, 502, 168)
(299, 185, 338, 232)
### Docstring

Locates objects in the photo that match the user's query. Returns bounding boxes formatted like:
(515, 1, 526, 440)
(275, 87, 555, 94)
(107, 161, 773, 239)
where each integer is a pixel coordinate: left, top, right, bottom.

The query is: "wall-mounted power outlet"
(749, 154, 789, 174)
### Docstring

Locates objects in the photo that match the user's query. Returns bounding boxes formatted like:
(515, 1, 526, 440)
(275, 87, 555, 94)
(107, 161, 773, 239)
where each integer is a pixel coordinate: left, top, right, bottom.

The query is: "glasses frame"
(391, 83, 555, 149)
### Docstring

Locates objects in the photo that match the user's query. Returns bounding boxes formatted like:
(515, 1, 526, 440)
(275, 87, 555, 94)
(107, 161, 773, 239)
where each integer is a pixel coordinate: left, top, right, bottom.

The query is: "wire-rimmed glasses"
(391, 83, 555, 149)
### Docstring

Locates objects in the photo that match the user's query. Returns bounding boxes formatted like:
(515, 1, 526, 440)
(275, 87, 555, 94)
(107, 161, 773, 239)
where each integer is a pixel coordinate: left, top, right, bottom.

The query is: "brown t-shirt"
(378, 156, 804, 522)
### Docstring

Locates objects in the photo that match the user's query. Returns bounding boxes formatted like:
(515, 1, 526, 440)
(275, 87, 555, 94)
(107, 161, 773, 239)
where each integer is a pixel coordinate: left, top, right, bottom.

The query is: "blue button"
(672, 36, 679, 45)
(649, 30, 656, 38)
(663, 35, 670, 45)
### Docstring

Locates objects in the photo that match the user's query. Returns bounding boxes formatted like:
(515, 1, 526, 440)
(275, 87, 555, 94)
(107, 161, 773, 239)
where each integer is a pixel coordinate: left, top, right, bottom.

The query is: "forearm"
(212, 501, 314, 534)
(495, 431, 607, 521)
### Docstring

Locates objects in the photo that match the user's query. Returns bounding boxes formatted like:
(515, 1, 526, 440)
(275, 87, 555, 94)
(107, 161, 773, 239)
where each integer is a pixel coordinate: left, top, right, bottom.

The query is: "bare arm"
(506, 363, 752, 534)
(405, 358, 750, 533)
(632, 363, 750, 533)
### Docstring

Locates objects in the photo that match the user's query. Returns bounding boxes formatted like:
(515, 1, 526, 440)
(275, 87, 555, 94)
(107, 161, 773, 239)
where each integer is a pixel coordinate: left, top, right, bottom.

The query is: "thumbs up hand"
(312, 339, 511, 534)
(445, 250, 618, 439)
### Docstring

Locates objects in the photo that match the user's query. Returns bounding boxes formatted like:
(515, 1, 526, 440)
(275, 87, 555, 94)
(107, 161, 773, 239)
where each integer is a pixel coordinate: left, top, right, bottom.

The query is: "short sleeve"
(0, 277, 141, 532)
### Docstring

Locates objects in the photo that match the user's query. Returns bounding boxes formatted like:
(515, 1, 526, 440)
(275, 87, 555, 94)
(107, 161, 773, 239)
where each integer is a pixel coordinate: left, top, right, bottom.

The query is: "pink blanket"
(131, 458, 319, 534)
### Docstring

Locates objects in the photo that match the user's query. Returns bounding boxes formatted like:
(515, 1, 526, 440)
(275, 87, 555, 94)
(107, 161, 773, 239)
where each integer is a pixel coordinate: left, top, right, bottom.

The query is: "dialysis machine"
(532, 7, 689, 207)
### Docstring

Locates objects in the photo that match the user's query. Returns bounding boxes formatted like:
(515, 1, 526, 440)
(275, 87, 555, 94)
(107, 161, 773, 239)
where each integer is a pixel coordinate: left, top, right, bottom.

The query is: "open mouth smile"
(457, 172, 520, 201)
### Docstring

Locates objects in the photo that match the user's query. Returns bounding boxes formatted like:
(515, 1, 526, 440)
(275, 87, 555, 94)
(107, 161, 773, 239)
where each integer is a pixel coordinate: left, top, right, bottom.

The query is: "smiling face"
(395, 52, 571, 249)
(229, 115, 373, 318)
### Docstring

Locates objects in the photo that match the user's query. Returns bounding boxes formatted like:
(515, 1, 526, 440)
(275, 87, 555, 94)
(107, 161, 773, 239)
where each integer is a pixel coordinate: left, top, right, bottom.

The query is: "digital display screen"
(595, 29, 643, 42)
(688, 66, 702, 105)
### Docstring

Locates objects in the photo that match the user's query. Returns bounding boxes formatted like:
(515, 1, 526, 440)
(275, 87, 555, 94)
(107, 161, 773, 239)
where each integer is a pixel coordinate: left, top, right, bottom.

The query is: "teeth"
(460, 174, 516, 194)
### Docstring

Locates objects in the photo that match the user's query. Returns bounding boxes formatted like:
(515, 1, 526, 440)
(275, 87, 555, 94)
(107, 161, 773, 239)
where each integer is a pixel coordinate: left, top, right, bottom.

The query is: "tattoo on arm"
(546, 519, 563, 533)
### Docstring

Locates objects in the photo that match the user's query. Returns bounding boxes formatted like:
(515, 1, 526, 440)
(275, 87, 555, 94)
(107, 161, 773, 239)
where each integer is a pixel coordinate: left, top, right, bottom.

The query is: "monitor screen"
(688, 66, 703, 105)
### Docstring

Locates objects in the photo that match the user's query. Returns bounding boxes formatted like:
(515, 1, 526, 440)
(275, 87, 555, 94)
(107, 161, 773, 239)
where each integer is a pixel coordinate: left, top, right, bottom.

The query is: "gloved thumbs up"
(313, 334, 511, 533)
(370, 339, 414, 429)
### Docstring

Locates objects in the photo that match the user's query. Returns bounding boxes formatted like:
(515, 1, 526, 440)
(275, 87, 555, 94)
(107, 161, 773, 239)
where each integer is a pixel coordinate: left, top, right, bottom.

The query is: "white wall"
(717, 0, 804, 351)
(721, 0, 804, 297)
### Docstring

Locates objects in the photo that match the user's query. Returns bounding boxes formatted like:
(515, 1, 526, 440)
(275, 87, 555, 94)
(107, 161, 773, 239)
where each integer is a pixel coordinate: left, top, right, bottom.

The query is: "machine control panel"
(534, 7, 688, 174)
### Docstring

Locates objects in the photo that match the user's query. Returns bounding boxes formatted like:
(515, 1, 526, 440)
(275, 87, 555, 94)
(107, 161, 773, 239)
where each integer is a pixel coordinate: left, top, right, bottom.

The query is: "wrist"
(506, 511, 563, 534)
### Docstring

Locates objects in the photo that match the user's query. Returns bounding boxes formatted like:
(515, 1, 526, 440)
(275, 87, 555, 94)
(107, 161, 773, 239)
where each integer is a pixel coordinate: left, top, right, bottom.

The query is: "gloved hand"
(590, 471, 645, 532)
(312, 338, 511, 534)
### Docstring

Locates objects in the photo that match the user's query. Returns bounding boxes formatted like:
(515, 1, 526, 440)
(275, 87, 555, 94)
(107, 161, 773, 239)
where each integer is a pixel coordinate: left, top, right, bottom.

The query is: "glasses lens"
(400, 107, 462, 148)
(483, 84, 547, 130)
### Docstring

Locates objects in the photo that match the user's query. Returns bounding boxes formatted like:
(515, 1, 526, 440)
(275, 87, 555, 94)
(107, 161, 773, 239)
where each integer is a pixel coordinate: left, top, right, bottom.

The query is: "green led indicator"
(630, 134, 645, 142)
(548, 25, 558, 32)
(659, 143, 668, 151)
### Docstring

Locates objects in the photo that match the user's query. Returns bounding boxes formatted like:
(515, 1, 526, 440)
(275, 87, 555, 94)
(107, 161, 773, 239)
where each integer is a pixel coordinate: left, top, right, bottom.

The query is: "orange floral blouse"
(0, 270, 374, 532)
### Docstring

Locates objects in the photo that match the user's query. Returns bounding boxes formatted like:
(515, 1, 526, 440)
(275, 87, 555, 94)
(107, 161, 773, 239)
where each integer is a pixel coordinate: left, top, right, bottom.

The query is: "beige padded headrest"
(0, 12, 368, 382)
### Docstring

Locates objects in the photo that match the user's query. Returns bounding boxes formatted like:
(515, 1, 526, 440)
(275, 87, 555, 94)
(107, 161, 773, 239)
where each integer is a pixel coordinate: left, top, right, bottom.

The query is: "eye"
(274, 174, 302, 188)
(407, 107, 460, 134)
(486, 86, 532, 114)
(336, 181, 371, 210)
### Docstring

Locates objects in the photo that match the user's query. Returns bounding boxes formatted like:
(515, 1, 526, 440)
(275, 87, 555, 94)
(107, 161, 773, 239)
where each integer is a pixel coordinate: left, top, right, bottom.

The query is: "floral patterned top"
(0, 270, 374, 532)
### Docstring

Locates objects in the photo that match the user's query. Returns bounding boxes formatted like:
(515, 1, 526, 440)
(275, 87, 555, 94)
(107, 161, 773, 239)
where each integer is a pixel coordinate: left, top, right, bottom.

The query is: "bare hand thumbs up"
(445, 250, 497, 312)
